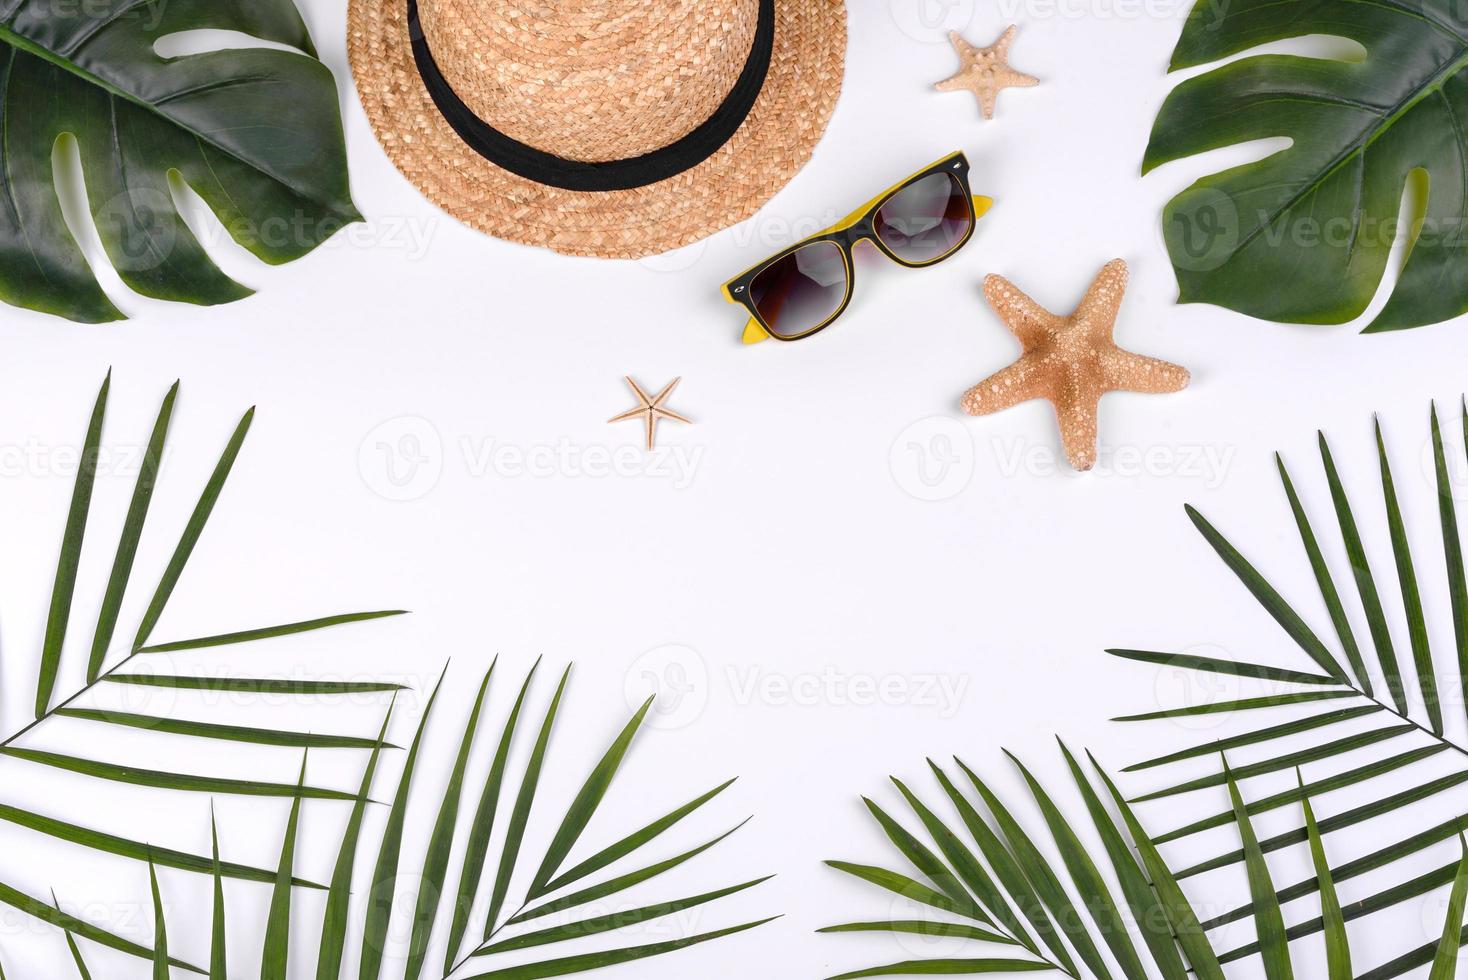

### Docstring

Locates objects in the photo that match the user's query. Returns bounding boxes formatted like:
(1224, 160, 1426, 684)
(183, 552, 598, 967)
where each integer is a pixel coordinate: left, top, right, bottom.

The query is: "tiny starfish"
(609, 376, 693, 450)
(961, 259, 1190, 471)
(935, 26, 1038, 120)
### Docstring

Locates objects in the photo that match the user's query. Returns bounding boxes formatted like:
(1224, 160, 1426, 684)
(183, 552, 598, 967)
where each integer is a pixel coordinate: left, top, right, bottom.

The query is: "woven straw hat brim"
(347, 0, 847, 259)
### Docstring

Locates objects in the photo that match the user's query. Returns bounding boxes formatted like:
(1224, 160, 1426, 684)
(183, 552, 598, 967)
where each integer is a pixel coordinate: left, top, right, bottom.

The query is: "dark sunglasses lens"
(749, 241, 849, 338)
(874, 172, 972, 264)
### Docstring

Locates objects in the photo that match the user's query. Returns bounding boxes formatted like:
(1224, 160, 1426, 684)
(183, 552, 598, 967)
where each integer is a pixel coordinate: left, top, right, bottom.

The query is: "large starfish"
(961, 259, 1190, 471)
(935, 27, 1038, 120)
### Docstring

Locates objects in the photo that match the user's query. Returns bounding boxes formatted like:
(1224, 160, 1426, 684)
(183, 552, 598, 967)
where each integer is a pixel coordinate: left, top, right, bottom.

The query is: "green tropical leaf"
(37, 371, 108, 718)
(1276, 453, 1371, 692)
(131, 406, 253, 651)
(526, 695, 654, 899)
(147, 858, 169, 980)
(1429, 839, 1468, 980)
(210, 812, 227, 980)
(462, 918, 777, 979)
(889, 777, 1004, 927)
(859, 796, 987, 922)
(1375, 418, 1441, 732)
(0, 800, 314, 885)
(825, 862, 991, 921)
(103, 674, 403, 695)
(817, 921, 1015, 945)
(358, 668, 446, 980)
(1089, 755, 1225, 980)
(1225, 760, 1293, 979)
(1157, 745, 1450, 846)
(1432, 402, 1468, 725)
(1177, 770, 1468, 879)
(446, 660, 538, 970)
(1317, 431, 1407, 712)
(1057, 742, 1187, 980)
(1110, 405, 1468, 972)
(316, 701, 394, 980)
(478, 878, 773, 955)
(1123, 704, 1382, 772)
(1300, 777, 1350, 980)
(0, 0, 357, 323)
(89, 380, 174, 680)
(138, 610, 407, 653)
(508, 820, 750, 926)
(1181, 504, 1346, 680)
(0, 746, 358, 799)
(484, 666, 570, 937)
(61, 920, 94, 980)
(55, 707, 395, 749)
(538, 777, 736, 895)
(1144, 0, 1468, 332)
(1130, 724, 1415, 802)
(261, 754, 307, 980)
(825, 960, 1052, 979)
(403, 666, 493, 980)
(926, 762, 1043, 957)
(0, 879, 202, 973)
(1004, 751, 1147, 980)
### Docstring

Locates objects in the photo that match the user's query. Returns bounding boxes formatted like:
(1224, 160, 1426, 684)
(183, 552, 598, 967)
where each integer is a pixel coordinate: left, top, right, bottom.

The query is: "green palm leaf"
(261, 754, 308, 980)
(316, 701, 394, 980)
(88, 380, 175, 680)
(37, 371, 108, 718)
(131, 405, 253, 651)
(1109, 404, 1468, 972)
(358, 668, 447, 980)
(1300, 777, 1350, 980)
(446, 660, 538, 970)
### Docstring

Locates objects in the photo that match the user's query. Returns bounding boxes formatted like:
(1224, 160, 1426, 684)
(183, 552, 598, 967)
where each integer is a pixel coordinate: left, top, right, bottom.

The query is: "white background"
(3, 1, 1468, 977)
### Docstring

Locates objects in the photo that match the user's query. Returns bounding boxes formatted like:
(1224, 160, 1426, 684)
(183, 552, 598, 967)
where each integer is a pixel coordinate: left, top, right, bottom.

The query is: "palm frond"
(1108, 401, 1468, 973)
(0, 377, 407, 964)
(821, 745, 1227, 980)
(377, 660, 773, 979)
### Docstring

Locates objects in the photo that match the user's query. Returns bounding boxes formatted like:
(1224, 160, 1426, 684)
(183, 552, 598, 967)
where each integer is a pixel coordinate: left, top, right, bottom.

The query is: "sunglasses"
(723, 151, 990, 344)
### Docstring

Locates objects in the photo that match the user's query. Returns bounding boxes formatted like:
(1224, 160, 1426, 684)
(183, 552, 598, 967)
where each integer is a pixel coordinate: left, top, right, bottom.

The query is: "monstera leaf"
(1144, 0, 1468, 332)
(0, 0, 358, 323)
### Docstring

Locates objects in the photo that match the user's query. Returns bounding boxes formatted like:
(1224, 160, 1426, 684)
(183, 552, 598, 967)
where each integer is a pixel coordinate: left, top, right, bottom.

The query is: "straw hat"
(348, 0, 847, 259)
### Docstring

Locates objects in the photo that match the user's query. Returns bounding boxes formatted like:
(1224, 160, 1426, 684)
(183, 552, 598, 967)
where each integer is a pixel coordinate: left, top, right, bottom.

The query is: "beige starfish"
(609, 376, 693, 450)
(935, 26, 1038, 120)
(961, 259, 1190, 471)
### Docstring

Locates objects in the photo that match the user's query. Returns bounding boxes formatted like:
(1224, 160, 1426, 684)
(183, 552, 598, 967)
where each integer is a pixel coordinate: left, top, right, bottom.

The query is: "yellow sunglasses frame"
(721, 151, 992, 344)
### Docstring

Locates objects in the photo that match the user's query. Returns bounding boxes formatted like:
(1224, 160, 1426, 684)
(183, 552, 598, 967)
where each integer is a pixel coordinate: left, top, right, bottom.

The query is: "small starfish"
(935, 26, 1038, 120)
(961, 259, 1190, 471)
(609, 377, 693, 450)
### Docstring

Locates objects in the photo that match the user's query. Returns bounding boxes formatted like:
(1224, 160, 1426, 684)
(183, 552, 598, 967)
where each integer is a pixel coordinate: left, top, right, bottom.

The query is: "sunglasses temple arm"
(743, 317, 771, 344)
